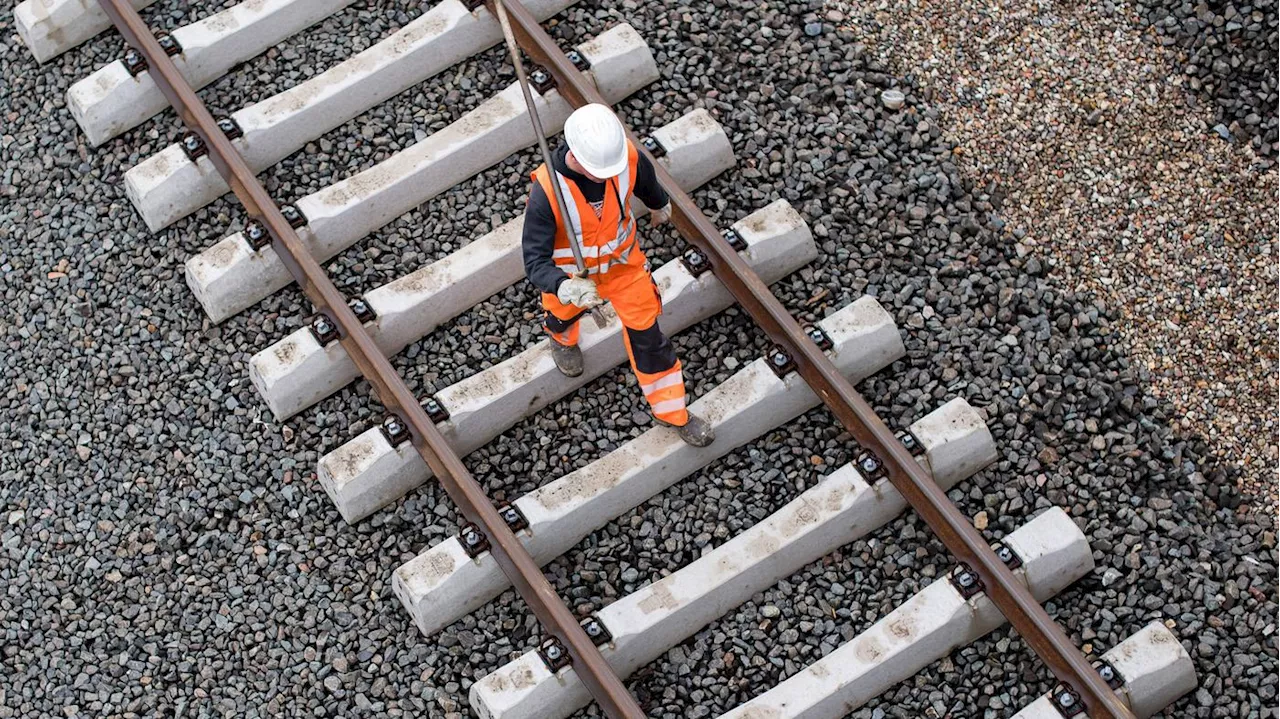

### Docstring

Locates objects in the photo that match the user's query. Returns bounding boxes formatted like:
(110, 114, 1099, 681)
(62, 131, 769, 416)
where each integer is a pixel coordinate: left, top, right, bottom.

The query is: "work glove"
(650, 202, 672, 227)
(557, 276, 603, 309)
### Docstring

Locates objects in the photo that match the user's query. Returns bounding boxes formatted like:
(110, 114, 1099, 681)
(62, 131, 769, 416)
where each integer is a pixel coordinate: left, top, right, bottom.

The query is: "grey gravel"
(840, 0, 1278, 503)
(1134, 0, 1278, 162)
(0, 1, 1274, 719)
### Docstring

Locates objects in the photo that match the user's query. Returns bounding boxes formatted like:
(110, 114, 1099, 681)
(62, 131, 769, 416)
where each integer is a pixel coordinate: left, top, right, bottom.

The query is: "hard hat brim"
(575, 151, 629, 179)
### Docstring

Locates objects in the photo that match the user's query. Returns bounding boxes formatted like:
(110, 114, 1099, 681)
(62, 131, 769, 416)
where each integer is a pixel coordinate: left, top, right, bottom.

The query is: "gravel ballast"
(840, 0, 1279, 503)
(0, 1, 1275, 718)
(1135, 0, 1278, 163)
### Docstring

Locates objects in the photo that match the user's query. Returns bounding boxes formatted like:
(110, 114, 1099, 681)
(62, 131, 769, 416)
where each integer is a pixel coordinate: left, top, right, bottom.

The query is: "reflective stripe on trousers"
(626, 343, 687, 426)
(541, 262, 688, 427)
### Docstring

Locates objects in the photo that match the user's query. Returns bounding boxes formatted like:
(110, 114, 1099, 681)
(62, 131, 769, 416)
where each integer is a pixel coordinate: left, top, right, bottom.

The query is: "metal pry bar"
(493, 0, 609, 328)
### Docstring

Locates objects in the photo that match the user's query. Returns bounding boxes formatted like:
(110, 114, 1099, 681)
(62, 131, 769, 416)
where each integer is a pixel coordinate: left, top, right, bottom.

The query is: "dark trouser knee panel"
(625, 322, 678, 374)
(544, 308, 588, 334)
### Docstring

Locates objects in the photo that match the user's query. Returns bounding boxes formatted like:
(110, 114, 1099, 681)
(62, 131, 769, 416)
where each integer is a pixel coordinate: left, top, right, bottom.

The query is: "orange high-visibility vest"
(531, 141, 641, 276)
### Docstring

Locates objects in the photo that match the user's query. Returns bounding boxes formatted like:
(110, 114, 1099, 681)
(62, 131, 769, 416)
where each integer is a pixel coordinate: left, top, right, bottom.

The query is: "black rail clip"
(896, 429, 925, 456)
(1093, 659, 1124, 690)
(217, 116, 243, 140)
(855, 450, 885, 480)
(349, 298, 377, 324)
(244, 220, 270, 250)
(1048, 684, 1083, 717)
(423, 396, 450, 423)
(766, 345, 795, 378)
(380, 415, 411, 447)
(496, 502, 528, 533)
(309, 315, 339, 345)
(580, 615, 612, 646)
(722, 227, 747, 252)
(640, 135, 666, 158)
(280, 204, 308, 229)
(530, 66, 555, 95)
(681, 248, 711, 277)
(992, 542, 1023, 570)
(460, 522, 489, 558)
(537, 637, 572, 673)
(156, 32, 182, 57)
(461, 0, 484, 9)
(566, 49, 591, 71)
(805, 325, 833, 351)
(123, 47, 148, 76)
(180, 132, 207, 162)
(949, 562, 984, 600)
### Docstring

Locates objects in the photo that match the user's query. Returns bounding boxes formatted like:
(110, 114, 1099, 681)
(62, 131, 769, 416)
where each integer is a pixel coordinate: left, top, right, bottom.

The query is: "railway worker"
(521, 103, 714, 448)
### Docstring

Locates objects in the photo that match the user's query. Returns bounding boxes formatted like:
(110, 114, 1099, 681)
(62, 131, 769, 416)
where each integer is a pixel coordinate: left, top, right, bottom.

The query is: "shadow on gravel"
(1134, 0, 1278, 164)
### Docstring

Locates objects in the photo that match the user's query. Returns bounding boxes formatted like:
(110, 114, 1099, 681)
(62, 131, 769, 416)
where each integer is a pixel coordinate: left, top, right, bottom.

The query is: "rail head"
(93, 2, 646, 717)
(481, 1, 1138, 717)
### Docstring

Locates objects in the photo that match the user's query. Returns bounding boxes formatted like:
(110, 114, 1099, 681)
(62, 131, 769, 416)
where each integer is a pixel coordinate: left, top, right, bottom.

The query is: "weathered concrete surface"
(182, 23, 654, 321)
(124, 0, 578, 230)
(15, 0, 158, 63)
(250, 108, 733, 419)
(468, 399, 1003, 719)
(317, 199, 816, 523)
(392, 296, 905, 636)
(1012, 622, 1196, 719)
(706, 508, 1092, 719)
(68, 0, 356, 146)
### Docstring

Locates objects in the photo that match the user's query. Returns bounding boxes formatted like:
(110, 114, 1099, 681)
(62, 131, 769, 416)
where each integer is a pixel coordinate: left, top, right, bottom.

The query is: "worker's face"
(566, 151, 604, 183)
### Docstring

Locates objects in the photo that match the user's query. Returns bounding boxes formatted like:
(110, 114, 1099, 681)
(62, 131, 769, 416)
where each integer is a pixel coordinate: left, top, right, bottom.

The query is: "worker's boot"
(670, 412, 715, 448)
(550, 341, 584, 377)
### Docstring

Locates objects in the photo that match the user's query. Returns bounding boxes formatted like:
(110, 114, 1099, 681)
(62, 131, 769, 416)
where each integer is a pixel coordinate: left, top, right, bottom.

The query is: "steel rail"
(487, 2, 1136, 717)
(94, 2, 645, 717)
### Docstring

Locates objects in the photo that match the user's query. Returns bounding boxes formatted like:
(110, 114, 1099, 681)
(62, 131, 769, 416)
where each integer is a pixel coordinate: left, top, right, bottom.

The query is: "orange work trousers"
(542, 261, 689, 426)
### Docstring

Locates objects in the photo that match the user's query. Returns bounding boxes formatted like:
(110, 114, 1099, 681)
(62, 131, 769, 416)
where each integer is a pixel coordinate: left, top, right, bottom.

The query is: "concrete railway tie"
(1012, 622, 1197, 719)
(67, 0, 359, 146)
(124, 0, 581, 231)
(16, 0, 160, 63)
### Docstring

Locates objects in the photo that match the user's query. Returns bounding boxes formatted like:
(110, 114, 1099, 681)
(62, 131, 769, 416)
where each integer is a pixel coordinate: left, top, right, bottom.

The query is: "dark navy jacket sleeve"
(522, 182, 569, 295)
(633, 152, 668, 210)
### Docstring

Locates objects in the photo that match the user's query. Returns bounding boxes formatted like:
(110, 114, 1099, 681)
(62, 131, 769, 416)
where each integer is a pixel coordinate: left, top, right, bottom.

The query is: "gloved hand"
(557, 276, 603, 309)
(650, 202, 672, 227)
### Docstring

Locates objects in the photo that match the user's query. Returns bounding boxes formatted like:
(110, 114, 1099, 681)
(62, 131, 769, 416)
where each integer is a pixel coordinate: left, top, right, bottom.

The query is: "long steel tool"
(94, 1, 645, 716)
(494, 0, 608, 328)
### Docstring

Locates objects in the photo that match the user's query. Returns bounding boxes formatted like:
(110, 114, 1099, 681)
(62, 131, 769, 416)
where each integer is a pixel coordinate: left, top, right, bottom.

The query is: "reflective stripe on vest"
(532, 142, 640, 276)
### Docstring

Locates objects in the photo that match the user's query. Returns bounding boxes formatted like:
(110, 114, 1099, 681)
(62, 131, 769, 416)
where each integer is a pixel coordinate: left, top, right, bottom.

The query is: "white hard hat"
(563, 104, 628, 178)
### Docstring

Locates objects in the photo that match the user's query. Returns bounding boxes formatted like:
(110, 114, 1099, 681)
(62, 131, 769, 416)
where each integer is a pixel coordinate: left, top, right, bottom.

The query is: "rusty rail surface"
(94, 2, 646, 717)
(485, 1, 1137, 717)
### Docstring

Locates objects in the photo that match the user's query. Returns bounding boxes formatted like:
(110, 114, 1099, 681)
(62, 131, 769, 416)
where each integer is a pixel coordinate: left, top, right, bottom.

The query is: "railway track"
(25, 0, 1205, 716)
